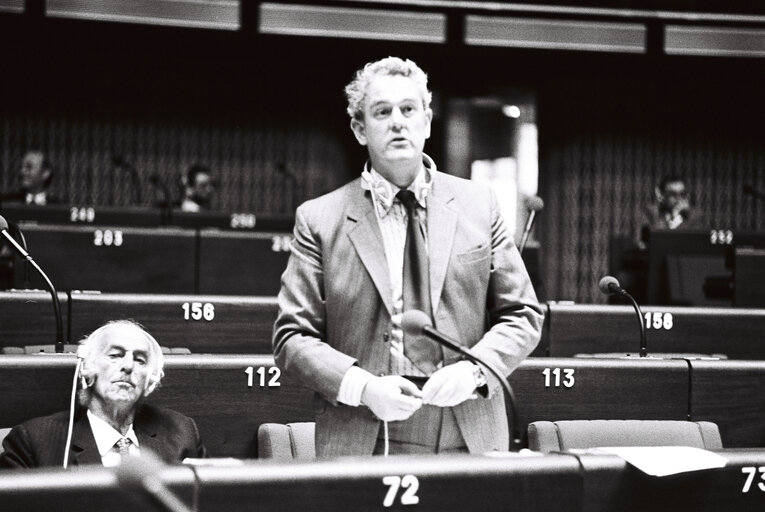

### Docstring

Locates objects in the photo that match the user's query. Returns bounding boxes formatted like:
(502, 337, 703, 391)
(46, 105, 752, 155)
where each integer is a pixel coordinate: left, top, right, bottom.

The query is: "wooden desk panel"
(0, 454, 583, 512)
(68, 293, 277, 353)
(12, 224, 196, 294)
(0, 291, 69, 348)
(546, 303, 765, 359)
(689, 360, 765, 448)
(0, 355, 314, 458)
(578, 449, 765, 512)
(510, 357, 690, 444)
(0, 355, 699, 457)
(197, 230, 291, 296)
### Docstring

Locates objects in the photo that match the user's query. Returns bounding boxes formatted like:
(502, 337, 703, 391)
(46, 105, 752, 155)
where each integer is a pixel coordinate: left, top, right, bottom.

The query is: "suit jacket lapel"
(427, 174, 458, 316)
(135, 415, 161, 459)
(69, 412, 101, 466)
(347, 187, 393, 316)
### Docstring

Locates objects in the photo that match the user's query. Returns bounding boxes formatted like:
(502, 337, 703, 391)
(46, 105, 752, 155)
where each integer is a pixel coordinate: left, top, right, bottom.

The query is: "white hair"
(77, 320, 164, 406)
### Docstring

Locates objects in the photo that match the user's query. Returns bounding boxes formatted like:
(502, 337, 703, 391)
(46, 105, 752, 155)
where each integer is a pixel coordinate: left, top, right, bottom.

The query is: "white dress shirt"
(337, 156, 437, 406)
(87, 410, 140, 467)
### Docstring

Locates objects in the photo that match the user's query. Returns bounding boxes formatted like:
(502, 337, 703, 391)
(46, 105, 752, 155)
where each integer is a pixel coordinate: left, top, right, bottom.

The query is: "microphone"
(598, 275, 647, 357)
(401, 310, 522, 450)
(117, 452, 194, 512)
(519, 196, 544, 254)
(0, 215, 64, 352)
(149, 173, 173, 223)
(113, 156, 142, 204)
(4, 219, 32, 287)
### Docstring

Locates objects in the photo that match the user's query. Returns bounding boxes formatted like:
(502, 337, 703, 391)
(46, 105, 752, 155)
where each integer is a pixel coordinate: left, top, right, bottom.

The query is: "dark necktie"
(396, 189, 441, 374)
(115, 437, 132, 458)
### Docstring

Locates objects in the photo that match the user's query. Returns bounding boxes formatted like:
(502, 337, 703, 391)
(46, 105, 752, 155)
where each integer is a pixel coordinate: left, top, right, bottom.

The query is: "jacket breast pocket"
(456, 244, 490, 266)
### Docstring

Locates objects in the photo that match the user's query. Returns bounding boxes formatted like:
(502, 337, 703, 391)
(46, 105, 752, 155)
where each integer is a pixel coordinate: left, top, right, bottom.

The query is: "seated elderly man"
(0, 320, 206, 469)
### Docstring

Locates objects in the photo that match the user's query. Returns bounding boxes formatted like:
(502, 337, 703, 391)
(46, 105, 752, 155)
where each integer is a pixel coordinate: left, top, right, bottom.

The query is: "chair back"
(528, 419, 723, 452)
(258, 422, 315, 460)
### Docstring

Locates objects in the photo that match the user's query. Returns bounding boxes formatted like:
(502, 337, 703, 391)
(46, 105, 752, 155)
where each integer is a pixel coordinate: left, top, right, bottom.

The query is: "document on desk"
(579, 446, 728, 476)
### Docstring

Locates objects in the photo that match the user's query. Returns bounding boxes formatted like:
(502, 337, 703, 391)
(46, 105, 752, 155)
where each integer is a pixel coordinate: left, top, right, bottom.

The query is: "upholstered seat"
(528, 420, 723, 453)
(257, 422, 316, 460)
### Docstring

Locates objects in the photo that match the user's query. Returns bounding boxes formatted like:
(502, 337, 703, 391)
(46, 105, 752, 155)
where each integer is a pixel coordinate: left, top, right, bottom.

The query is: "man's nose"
(119, 355, 134, 373)
(390, 108, 405, 128)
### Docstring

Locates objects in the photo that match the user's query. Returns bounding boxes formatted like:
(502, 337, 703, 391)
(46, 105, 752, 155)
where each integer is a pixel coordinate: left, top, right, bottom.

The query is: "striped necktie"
(397, 189, 441, 374)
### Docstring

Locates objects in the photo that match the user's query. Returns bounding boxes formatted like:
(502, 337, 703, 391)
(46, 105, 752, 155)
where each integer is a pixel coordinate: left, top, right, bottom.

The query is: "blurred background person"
(1, 150, 59, 206)
(635, 175, 702, 250)
(178, 164, 215, 212)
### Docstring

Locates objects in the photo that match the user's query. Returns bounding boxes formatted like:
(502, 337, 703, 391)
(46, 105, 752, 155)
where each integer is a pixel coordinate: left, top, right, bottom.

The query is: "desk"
(197, 229, 291, 295)
(544, 303, 765, 359)
(0, 356, 699, 457)
(0, 291, 67, 348)
(577, 449, 765, 512)
(510, 358, 690, 444)
(689, 360, 765, 448)
(7, 223, 291, 295)
(0, 355, 313, 458)
(1, 451, 764, 512)
(68, 292, 277, 353)
(13, 224, 196, 293)
(0, 454, 582, 512)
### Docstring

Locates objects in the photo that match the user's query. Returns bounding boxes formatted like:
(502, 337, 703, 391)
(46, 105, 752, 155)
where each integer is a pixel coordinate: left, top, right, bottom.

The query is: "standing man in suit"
(0, 320, 206, 468)
(273, 57, 543, 457)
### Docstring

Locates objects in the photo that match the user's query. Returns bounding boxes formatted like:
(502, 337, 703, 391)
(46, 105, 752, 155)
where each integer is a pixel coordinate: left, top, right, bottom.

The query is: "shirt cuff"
(337, 366, 376, 406)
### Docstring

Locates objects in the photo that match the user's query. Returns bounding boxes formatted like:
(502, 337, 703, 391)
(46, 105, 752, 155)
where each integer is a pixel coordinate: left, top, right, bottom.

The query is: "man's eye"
(374, 108, 390, 118)
(136, 358, 147, 365)
(108, 353, 122, 359)
(402, 105, 415, 115)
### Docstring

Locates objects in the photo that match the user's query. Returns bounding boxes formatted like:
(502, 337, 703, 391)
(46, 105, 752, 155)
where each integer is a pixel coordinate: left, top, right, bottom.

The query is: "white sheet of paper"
(581, 446, 728, 476)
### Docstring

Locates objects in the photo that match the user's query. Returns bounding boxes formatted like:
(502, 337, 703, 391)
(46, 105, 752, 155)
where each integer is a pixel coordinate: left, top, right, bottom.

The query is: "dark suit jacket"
(274, 165, 544, 457)
(0, 404, 206, 469)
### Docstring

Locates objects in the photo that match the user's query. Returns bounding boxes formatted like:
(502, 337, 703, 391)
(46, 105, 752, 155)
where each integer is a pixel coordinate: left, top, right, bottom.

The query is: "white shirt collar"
(87, 409, 140, 458)
(360, 154, 436, 216)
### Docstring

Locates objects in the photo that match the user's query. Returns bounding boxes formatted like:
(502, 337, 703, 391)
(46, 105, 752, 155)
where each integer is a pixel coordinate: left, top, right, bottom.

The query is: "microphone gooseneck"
(401, 309, 523, 450)
(598, 275, 647, 357)
(519, 196, 544, 254)
(117, 453, 194, 512)
(0, 215, 64, 352)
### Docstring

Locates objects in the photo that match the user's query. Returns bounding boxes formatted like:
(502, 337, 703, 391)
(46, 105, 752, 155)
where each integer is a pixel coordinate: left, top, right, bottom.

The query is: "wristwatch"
(471, 363, 487, 389)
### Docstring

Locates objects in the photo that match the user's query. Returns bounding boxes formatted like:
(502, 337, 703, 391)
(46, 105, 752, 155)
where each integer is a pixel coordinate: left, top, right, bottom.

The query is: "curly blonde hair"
(344, 57, 432, 120)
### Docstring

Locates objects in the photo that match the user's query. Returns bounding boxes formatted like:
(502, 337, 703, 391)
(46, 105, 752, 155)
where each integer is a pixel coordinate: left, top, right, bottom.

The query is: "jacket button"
(382, 332, 390, 342)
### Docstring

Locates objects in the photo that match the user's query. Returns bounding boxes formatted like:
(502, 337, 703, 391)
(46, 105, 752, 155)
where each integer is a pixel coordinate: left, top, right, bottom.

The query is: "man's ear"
(350, 118, 368, 146)
(654, 186, 663, 203)
(424, 107, 433, 140)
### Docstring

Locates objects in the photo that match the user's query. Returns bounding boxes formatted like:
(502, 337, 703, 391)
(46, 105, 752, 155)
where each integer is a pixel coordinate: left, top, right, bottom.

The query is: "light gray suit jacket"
(273, 168, 544, 457)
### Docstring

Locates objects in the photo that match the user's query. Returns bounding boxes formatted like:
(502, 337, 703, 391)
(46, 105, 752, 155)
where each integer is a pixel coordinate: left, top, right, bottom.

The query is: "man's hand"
(361, 376, 423, 421)
(422, 361, 479, 407)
